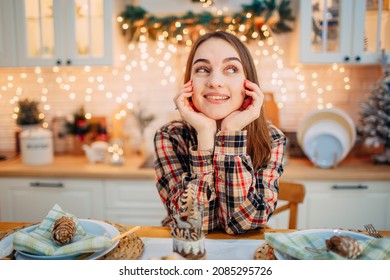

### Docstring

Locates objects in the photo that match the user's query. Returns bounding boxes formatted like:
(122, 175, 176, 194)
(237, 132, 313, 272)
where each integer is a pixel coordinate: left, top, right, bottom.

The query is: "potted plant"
(16, 99, 43, 127)
(15, 99, 43, 154)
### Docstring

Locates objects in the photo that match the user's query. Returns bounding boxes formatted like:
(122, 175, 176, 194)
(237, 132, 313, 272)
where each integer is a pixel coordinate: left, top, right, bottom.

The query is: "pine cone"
(52, 216, 76, 245)
(326, 235, 363, 259)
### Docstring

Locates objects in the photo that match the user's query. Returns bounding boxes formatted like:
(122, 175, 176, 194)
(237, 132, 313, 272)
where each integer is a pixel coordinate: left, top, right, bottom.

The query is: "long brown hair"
(183, 31, 272, 169)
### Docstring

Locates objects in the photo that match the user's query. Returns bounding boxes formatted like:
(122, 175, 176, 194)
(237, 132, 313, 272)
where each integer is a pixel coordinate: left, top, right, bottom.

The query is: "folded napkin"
(265, 232, 390, 260)
(13, 204, 112, 256)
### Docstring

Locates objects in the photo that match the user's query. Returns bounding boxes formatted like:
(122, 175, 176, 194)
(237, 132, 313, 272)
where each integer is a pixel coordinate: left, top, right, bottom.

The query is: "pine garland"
(118, 0, 295, 43)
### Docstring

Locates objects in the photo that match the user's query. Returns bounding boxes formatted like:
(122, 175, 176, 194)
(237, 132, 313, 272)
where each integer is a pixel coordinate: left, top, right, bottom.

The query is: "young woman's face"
(190, 38, 246, 120)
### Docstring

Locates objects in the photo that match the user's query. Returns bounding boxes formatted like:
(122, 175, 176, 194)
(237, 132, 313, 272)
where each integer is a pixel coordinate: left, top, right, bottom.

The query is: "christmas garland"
(118, 0, 295, 43)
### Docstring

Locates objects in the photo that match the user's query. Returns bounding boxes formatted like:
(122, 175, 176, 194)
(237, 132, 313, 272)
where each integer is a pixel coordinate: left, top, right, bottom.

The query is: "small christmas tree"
(358, 50, 390, 164)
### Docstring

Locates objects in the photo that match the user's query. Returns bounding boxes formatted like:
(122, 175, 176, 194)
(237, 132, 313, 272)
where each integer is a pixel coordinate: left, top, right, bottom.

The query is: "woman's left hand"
(220, 80, 264, 131)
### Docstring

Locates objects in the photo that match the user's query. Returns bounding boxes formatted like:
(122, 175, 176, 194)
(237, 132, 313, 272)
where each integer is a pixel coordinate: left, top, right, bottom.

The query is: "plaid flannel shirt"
(154, 120, 286, 235)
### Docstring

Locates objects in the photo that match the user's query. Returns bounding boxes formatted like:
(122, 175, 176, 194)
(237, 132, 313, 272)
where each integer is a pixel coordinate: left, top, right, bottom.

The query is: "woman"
(154, 31, 286, 235)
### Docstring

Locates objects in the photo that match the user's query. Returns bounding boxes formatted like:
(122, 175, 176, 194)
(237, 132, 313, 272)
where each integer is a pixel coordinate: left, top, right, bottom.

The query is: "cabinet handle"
(66, 59, 71, 65)
(332, 184, 368, 190)
(344, 56, 350, 62)
(355, 56, 361, 62)
(56, 59, 62, 65)
(30, 182, 64, 188)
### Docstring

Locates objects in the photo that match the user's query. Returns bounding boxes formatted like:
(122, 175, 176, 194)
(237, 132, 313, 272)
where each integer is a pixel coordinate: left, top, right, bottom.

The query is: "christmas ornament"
(52, 216, 76, 245)
(325, 235, 363, 259)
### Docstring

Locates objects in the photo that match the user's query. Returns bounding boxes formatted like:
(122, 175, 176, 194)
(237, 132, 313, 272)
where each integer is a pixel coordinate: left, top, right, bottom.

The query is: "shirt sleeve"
(154, 122, 219, 232)
(213, 125, 286, 235)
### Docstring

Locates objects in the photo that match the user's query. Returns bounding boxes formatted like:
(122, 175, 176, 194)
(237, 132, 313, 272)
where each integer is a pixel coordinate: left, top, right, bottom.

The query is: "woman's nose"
(206, 72, 224, 88)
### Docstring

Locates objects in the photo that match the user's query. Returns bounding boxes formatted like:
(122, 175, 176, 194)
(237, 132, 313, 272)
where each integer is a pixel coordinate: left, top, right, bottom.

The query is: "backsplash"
(0, 41, 384, 153)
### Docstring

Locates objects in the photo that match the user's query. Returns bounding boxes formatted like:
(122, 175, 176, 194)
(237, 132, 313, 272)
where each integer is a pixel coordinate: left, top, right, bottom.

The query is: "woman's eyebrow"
(193, 58, 209, 65)
(193, 57, 242, 65)
(224, 57, 242, 64)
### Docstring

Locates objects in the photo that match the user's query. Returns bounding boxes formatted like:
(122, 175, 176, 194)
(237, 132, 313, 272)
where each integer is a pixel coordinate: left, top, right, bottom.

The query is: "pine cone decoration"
(326, 235, 363, 259)
(52, 216, 76, 245)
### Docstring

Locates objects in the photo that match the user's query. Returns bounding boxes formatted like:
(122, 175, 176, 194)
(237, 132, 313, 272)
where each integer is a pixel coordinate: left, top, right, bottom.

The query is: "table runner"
(140, 238, 265, 260)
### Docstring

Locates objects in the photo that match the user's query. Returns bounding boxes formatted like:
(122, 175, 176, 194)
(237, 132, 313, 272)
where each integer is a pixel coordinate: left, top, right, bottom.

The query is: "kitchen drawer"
(0, 177, 104, 222)
(296, 180, 390, 230)
(105, 209, 164, 226)
(104, 179, 165, 226)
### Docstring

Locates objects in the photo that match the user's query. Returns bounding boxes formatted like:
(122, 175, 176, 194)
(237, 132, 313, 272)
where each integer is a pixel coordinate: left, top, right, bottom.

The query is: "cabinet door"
(300, 0, 354, 64)
(14, 0, 112, 66)
(64, 0, 113, 66)
(0, 178, 104, 222)
(14, 0, 61, 66)
(351, 1, 390, 64)
(0, 0, 17, 67)
(104, 179, 166, 226)
(297, 181, 390, 230)
(299, 0, 390, 64)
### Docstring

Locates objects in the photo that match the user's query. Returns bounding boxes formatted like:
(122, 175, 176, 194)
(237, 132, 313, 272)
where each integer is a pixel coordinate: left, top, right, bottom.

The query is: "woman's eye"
(194, 66, 209, 73)
(226, 66, 238, 74)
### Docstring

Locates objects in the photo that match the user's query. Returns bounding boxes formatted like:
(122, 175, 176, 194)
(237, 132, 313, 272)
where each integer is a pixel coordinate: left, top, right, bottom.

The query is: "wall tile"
(0, 49, 384, 153)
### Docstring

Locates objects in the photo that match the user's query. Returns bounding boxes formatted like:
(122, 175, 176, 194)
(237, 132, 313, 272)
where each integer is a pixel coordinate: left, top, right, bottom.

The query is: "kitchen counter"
(0, 154, 155, 179)
(0, 154, 389, 181)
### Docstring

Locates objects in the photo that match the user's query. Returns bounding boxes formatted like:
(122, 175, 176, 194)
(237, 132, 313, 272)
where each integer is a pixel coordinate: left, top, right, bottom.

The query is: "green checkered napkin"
(13, 204, 112, 256)
(265, 232, 390, 260)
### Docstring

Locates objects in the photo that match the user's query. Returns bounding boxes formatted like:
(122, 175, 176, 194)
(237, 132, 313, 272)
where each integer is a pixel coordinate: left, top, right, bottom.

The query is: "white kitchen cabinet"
(299, 0, 390, 64)
(104, 179, 166, 226)
(13, 0, 113, 67)
(0, 177, 104, 222)
(293, 180, 390, 230)
(0, 0, 17, 67)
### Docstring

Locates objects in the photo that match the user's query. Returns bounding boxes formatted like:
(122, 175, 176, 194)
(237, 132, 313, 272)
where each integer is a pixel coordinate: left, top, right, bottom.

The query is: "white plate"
(0, 219, 119, 260)
(274, 229, 373, 260)
(305, 133, 344, 168)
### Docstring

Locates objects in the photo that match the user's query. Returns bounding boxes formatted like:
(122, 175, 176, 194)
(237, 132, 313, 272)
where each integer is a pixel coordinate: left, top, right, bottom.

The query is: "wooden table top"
(1, 222, 389, 239)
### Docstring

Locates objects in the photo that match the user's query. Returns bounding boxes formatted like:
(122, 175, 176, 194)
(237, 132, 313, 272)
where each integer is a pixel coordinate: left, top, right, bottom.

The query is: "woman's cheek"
(191, 80, 201, 101)
(190, 81, 202, 112)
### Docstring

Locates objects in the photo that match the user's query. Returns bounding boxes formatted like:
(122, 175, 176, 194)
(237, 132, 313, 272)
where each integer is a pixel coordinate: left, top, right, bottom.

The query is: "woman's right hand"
(174, 80, 217, 150)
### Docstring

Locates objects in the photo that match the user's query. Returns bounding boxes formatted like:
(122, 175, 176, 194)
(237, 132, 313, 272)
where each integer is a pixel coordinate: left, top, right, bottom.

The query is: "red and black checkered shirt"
(154, 120, 286, 235)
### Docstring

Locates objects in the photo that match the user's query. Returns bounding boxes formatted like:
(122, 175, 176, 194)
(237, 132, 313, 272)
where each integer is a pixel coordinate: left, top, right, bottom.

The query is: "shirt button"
(218, 175, 222, 180)
(216, 140, 222, 145)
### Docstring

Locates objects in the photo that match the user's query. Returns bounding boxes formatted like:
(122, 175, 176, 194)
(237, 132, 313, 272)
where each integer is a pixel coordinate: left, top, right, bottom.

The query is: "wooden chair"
(273, 181, 306, 229)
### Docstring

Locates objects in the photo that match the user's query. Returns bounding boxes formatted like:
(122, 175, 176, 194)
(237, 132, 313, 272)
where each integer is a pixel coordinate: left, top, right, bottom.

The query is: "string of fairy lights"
(0, 1, 351, 128)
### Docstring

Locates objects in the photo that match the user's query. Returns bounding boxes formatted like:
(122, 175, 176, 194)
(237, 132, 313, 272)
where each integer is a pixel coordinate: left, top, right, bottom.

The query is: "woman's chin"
(204, 112, 230, 120)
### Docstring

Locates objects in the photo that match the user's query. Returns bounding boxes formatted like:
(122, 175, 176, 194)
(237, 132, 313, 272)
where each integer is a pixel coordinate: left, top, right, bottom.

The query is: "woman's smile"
(204, 93, 230, 103)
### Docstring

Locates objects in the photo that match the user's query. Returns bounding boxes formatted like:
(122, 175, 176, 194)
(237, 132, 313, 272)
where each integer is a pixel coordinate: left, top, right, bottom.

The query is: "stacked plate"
(297, 108, 356, 168)
(0, 219, 120, 260)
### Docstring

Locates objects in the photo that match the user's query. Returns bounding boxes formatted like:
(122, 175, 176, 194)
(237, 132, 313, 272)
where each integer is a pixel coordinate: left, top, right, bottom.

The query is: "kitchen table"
(1, 223, 389, 239)
(1, 222, 389, 260)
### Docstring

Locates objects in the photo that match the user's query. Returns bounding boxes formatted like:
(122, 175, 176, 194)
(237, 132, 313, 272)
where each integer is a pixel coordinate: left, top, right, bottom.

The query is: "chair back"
(273, 181, 305, 229)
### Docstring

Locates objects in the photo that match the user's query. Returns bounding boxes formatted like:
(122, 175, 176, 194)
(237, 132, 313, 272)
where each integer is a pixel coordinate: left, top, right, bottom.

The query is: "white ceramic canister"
(20, 127, 54, 165)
